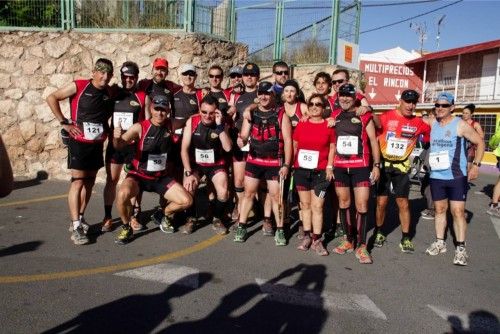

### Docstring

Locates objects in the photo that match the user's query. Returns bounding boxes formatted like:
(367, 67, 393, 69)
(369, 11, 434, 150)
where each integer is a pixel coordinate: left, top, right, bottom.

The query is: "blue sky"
(235, 0, 500, 55)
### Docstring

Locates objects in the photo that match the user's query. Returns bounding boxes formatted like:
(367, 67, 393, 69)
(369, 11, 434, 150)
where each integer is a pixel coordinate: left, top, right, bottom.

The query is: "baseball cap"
(153, 57, 168, 69)
(283, 79, 300, 92)
(257, 81, 274, 94)
(401, 89, 420, 102)
(229, 65, 243, 75)
(435, 91, 455, 105)
(242, 62, 260, 76)
(152, 95, 170, 110)
(120, 62, 139, 76)
(338, 83, 356, 98)
(180, 64, 196, 74)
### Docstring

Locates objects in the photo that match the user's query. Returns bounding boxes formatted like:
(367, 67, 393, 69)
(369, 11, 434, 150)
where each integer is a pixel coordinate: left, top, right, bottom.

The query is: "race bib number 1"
(387, 137, 408, 157)
(195, 148, 215, 164)
(146, 153, 167, 172)
(83, 122, 104, 140)
(298, 149, 319, 169)
(429, 151, 450, 170)
(337, 136, 358, 155)
(113, 112, 133, 130)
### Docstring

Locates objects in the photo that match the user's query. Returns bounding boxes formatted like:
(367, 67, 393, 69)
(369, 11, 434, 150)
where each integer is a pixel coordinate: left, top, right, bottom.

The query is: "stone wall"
(0, 31, 247, 181)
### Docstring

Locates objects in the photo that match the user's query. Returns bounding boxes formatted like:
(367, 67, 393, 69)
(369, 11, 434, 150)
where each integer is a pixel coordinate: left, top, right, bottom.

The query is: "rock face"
(0, 31, 247, 180)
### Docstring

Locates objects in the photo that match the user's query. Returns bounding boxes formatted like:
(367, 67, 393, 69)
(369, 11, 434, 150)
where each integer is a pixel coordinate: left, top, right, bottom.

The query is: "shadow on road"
(13, 171, 49, 190)
(446, 309, 499, 334)
(161, 264, 328, 334)
(0, 241, 43, 257)
(40, 272, 213, 334)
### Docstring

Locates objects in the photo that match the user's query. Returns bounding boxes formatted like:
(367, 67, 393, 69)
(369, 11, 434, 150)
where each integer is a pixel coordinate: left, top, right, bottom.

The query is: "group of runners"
(46, 57, 485, 266)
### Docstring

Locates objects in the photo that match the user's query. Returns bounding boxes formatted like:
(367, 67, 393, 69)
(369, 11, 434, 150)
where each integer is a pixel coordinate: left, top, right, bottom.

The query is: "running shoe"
(297, 225, 305, 240)
(275, 229, 287, 246)
(115, 225, 132, 245)
(355, 245, 373, 264)
(420, 209, 435, 220)
(179, 217, 196, 235)
(160, 215, 175, 234)
(399, 238, 415, 253)
(311, 239, 329, 256)
(453, 246, 468, 266)
(373, 231, 386, 248)
(212, 218, 228, 235)
(150, 208, 163, 225)
(130, 216, 146, 231)
(68, 221, 90, 234)
(262, 218, 274, 236)
(425, 240, 447, 256)
(234, 225, 247, 243)
(332, 238, 354, 254)
(297, 234, 311, 251)
(486, 205, 500, 217)
(101, 218, 114, 232)
(70, 226, 89, 245)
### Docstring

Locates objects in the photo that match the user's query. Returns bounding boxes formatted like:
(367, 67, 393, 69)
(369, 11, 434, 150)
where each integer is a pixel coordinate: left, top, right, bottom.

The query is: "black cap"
(258, 81, 274, 94)
(283, 79, 300, 92)
(152, 95, 169, 110)
(242, 62, 260, 76)
(120, 62, 139, 76)
(401, 89, 420, 102)
(338, 83, 356, 98)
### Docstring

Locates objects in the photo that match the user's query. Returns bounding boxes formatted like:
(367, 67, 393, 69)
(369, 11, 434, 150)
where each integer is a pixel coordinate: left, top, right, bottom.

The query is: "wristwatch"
(472, 161, 481, 167)
(60, 118, 71, 126)
(184, 170, 193, 177)
(373, 162, 381, 168)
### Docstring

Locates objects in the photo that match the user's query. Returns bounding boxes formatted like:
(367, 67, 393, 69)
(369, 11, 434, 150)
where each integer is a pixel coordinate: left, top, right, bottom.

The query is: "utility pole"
(436, 15, 446, 50)
(410, 21, 427, 55)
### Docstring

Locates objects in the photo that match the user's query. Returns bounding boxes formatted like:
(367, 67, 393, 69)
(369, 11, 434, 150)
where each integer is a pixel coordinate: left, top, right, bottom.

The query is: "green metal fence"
(0, 0, 235, 40)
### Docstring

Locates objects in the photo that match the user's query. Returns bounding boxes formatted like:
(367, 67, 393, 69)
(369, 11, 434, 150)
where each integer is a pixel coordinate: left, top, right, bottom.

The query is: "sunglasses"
(434, 103, 451, 108)
(153, 99, 169, 106)
(230, 74, 242, 79)
(274, 70, 289, 76)
(182, 71, 196, 77)
(308, 102, 324, 107)
(243, 73, 258, 77)
(209, 74, 222, 79)
(402, 99, 418, 104)
(154, 107, 168, 112)
(200, 110, 215, 116)
(339, 93, 355, 97)
(332, 79, 346, 85)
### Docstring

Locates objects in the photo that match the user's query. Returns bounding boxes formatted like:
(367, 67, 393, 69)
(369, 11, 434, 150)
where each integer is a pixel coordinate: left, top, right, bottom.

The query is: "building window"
(473, 114, 498, 152)
(437, 59, 457, 87)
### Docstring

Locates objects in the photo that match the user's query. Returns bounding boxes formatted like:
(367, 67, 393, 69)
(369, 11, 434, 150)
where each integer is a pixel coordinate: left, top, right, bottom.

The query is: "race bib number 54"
(337, 136, 358, 155)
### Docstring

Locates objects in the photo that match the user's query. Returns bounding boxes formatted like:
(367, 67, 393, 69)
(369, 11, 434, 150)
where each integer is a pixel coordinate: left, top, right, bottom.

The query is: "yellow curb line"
(0, 234, 225, 284)
(0, 194, 68, 207)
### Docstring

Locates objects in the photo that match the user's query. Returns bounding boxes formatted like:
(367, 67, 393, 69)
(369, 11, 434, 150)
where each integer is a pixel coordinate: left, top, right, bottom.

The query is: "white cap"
(179, 64, 196, 74)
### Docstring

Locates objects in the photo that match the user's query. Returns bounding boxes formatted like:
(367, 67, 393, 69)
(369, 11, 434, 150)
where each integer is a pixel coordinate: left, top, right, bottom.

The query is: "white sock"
(72, 220, 81, 230)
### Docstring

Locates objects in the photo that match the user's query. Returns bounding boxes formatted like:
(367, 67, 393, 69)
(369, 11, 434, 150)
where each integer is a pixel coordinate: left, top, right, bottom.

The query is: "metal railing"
(0, 0, 235, 40)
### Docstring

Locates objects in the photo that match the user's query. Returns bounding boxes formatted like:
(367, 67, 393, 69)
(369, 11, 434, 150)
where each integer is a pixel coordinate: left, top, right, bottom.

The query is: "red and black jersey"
(189, 114, 226, 167)
(327, 91, 365, 117)
(173, 88, 204, 127)
(111, 88, 146, 128)
(70, 79, 113, 143)
(235, 90, 257, 131)
(247, 107, 285, 167)
(129, 120, 173, 180)
(282, 103, 303, 129)
(331, 109, 373, 168)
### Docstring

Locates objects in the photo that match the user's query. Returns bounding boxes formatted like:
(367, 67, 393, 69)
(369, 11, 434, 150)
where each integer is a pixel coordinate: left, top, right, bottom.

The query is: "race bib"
(429, 151, 450, 170)
(83, 122, 104, 140)
(240, 143, 250, 152)
(113, 112, 134, 130)
(387, 137, 408, 157)
(298, 149, 319, 169)
(174, 128, 183, 135)
(146, 153, 167, 172)
(337, 136, 358, 155)
(195, 148, 215, 164)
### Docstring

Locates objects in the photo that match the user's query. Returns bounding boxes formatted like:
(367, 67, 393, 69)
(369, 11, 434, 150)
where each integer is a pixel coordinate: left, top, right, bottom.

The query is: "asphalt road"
(0, 171, 499, 334)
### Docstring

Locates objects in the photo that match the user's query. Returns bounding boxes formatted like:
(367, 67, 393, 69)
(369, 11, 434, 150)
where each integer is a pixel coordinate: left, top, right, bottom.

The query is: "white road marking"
(255, 278, 387, 320)
(428, 304, 500, 333)
(490, 216, 500, 239)
(115, 263, 199, 288)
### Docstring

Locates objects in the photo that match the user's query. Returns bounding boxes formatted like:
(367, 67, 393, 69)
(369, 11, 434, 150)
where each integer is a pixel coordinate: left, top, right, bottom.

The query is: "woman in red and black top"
(293, 93, 334, 256)
(330, 84, 380, 264)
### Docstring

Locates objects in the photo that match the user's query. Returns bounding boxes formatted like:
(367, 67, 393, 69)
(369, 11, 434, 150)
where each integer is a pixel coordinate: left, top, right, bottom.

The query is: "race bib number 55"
(298, 149, 319, 169)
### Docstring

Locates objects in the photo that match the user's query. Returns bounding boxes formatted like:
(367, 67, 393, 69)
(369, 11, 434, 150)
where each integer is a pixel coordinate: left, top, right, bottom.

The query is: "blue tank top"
(429, 117, 467, 180)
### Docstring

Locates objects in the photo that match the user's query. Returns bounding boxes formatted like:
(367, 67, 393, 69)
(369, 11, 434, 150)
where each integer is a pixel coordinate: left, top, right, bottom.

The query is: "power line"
(360, 0, 463, 34)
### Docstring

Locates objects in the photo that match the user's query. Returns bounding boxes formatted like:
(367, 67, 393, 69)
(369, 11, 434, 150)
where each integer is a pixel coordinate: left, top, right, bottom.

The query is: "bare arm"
(299, 102, 308, 117)
(113, 122, 141, 151)
(458, 120, 485, 181)
(0, 135, 13, 198)
(46, 82, 82, 137)
(366, 119, 381, 182)
(215, 109, 232, 152)
(280, 115, 292, 178)
(180, 117, 193, 172)
(474, 122, 485, 139)
(239, 118, 251, 145)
